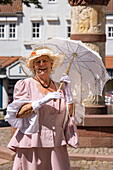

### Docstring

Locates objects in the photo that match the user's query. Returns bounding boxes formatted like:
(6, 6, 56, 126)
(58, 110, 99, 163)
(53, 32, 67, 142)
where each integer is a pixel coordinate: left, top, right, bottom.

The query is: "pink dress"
(7, 78, 70, 170)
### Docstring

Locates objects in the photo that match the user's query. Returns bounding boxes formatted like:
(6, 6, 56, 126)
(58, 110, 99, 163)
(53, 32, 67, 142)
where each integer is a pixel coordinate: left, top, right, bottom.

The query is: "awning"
(0, 56, 19, 68)
(0, 57, 26, 79)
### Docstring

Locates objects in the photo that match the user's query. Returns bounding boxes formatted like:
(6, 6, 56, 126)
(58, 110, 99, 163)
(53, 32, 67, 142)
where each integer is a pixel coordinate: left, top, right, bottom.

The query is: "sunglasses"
(34, 58, 51, 65)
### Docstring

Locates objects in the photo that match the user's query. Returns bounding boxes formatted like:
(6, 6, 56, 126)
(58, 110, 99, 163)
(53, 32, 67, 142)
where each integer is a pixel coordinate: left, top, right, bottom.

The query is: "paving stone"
(0, 161, 13, 170)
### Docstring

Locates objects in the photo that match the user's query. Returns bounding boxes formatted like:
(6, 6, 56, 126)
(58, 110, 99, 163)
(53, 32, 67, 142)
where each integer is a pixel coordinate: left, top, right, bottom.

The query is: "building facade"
(0, 0, 71, 111)
(106, 0, 113, 91)
(0, 0, 113, 111)
(0, 0, 24, 110)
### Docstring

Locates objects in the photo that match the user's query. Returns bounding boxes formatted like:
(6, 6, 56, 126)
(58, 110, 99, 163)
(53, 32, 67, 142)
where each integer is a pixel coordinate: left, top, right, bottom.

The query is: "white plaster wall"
(0, 16, 23, 56)
(21, 0, 71, 56)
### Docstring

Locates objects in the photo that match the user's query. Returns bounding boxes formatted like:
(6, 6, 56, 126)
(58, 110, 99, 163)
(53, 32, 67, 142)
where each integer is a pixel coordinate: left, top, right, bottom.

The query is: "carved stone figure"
(71, 6, 105, 34)
(78, 8, 90, 32)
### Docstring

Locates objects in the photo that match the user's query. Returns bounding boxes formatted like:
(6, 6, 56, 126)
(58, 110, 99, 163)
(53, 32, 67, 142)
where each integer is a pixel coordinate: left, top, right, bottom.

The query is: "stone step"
(83, 114, 113, 126)
(69, 152, 113, 162)
(0, 146, 15, 161)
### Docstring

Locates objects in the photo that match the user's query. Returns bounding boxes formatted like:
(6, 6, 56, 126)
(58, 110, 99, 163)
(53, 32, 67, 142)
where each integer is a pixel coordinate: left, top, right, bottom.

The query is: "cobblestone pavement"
(70, 160, 113, 170)
(67, 147, 113, 156)
(0, 127, 11, 147)
(1, 127, 113, 170)
(0, 161, 13, 170)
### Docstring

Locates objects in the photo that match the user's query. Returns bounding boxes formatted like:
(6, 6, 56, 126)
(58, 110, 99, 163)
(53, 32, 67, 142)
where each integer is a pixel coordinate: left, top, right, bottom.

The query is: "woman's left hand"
(60, 73, 74, 104)
(60, 73, 71, 84)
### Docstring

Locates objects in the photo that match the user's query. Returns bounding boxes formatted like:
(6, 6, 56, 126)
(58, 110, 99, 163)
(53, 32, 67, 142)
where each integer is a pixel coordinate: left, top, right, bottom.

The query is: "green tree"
(0, 0, 42, 8)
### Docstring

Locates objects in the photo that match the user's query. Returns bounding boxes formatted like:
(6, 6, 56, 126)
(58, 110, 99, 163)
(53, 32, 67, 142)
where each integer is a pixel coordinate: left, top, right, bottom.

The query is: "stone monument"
(68, 0, 110, 107)
(68, 0, 113, 147)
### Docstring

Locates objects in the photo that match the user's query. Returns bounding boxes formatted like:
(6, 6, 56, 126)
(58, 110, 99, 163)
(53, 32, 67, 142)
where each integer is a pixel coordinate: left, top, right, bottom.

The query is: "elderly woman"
(5, 47, 83, 170)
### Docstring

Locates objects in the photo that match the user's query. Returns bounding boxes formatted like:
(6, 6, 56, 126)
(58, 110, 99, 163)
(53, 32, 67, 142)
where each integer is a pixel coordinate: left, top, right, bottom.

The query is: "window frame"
(0, 21, 17, 40)
(48, 0, 57, 4)
(67, 20, 71, 39)
(8, 22, 17, 39)
(106, 24, 113, 40)
(32, 22, 41, 39)
(0, 22, 6, 39)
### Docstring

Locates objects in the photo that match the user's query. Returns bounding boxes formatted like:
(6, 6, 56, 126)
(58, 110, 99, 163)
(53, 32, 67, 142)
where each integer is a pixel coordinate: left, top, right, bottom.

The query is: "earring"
(33, 69, 36, 73)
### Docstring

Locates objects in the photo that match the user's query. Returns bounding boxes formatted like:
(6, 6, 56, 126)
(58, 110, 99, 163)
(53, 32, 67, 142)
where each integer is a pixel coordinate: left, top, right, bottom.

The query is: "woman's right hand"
(32, 91, 62, 112)
(42, 91, 62, 103)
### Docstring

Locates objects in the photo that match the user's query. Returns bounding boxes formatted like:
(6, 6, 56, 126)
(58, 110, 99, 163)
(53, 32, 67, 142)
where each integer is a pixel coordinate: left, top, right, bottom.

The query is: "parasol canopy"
(21, 37, 111, 104)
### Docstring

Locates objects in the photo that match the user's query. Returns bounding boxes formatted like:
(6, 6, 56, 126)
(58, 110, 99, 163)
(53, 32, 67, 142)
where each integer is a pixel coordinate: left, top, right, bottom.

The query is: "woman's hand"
(32, 91, 62, 113)
(60, 73, 74, 104)
(16, 103, 34, 118)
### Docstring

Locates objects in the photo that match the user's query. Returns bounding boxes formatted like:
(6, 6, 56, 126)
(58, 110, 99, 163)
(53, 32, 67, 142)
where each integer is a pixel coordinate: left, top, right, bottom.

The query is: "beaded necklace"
(33, 77, 51, 88)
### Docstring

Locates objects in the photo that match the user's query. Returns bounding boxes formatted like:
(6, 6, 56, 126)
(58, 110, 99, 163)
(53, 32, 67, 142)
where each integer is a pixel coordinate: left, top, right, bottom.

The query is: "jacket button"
(51, 111, 54, 114)
(52, 126, 55, 130)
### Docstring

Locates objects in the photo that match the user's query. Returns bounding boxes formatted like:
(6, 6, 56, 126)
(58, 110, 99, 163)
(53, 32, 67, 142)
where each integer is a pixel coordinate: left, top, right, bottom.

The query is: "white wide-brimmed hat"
(20, 47, 65, 77)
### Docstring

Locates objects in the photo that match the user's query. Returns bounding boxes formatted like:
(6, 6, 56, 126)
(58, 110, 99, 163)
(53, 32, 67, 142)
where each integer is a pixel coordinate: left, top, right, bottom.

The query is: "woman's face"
(33, 55, 53, 78)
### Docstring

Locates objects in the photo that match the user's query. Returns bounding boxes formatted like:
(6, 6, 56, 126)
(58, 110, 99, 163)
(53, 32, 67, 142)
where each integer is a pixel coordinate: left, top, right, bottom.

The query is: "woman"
(5, 47, 80, 170)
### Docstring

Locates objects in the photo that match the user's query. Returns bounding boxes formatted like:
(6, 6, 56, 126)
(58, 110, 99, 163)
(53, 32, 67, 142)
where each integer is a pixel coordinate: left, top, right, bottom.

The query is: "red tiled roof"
(107, 0, 113, 13)
(0, 56, 112, 69)
(0, 0, 22, 14)
(0, 56, 19, 68)
(106, 56, 113, 68)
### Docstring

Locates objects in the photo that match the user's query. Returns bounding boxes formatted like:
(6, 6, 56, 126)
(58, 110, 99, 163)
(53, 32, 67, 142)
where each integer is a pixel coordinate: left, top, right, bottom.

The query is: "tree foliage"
(0, 0, 42, 8)
(0, 0, 12, 4)
(22, 0, 42, 8)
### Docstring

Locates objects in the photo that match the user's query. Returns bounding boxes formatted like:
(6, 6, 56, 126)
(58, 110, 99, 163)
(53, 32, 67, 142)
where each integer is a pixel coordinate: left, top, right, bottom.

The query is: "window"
(107, 69, 113, 79)
(108, 26, 113, 38)
(67, 25, 71, 38)
(67, 20, 71, 38)
(106, 25, 113, 39)
(32, 22, 40, 39)
(9, 23, 16, 39)
(0, 23, 6, 39)
(0, 22, 17, 40)
(48, 0, 57, 3)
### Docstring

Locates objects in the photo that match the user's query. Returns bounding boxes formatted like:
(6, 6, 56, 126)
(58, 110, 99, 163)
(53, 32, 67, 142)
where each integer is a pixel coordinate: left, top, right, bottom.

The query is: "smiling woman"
(33, 55, 53, 84)
(26, 48, 64, 74)
(4, 47, 75, 170)
(25, 48, 63, 94)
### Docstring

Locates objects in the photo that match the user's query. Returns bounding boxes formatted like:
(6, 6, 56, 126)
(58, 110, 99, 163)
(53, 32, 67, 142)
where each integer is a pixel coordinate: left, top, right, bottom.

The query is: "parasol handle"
(57, 54, 75, 91)
(57, 54, 76, 111)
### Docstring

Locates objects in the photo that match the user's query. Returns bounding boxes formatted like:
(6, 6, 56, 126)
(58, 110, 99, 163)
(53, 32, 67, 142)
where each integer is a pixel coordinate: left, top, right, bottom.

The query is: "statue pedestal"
(85, 105, 107, 115)
(77, 105, 113, 147)
(77, 105, 113, 148)
(68, 0, 111, 148)
(78, 114, 113, 147)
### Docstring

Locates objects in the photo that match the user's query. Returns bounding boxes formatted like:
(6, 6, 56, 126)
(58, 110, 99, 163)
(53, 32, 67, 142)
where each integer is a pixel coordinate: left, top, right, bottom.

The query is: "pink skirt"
(13, 145, 70, 170)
